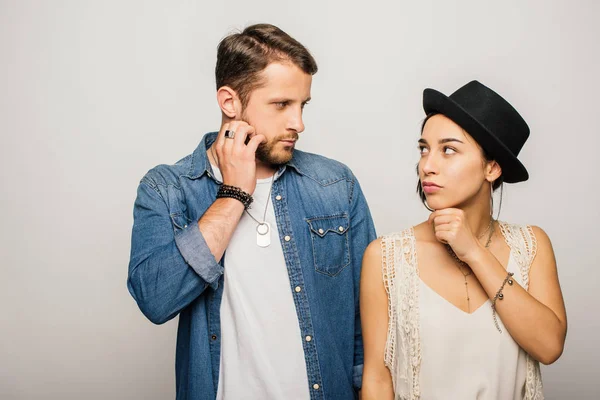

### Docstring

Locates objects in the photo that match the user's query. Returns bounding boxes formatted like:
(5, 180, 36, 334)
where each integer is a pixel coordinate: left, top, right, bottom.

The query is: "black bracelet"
(216, 184, 253, 209)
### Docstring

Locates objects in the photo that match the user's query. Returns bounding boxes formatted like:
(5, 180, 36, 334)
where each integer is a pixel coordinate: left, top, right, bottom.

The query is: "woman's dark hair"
(416, 113, 504, 216)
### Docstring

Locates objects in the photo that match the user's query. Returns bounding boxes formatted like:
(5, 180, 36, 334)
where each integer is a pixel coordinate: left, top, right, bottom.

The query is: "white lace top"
(381, 222, 544, 400)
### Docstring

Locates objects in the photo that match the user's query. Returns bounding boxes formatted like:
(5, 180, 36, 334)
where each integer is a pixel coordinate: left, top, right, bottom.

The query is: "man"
(128, 23, 376, 399)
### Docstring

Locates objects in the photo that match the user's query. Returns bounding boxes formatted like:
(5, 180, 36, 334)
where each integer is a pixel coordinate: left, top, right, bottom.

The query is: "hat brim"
(423, 88, 528, 183)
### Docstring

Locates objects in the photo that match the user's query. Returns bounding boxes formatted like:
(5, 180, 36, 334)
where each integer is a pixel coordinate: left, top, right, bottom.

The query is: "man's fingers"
(216, 122, 231, 149)
(233, 123, 255, 149)
(221, 121, 244, 154)
(246, 134, 266, 154)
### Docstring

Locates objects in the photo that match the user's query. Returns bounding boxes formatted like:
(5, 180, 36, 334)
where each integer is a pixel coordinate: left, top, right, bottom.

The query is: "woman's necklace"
(444, 219, 495, 313)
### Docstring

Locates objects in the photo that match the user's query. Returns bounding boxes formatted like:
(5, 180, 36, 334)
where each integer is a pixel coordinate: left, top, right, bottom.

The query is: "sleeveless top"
(419, 245, 527, 398)
(380, 222, 544, 400)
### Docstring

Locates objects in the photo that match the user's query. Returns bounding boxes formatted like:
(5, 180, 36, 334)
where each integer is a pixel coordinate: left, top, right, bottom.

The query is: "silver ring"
(224, 130, 235, 139)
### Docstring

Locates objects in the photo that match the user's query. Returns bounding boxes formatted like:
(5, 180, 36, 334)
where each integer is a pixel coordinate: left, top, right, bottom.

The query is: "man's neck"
(255, 161, 278, 179)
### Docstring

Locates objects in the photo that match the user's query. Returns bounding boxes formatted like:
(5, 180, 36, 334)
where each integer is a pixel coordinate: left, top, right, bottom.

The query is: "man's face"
(240, 62, 312, 166)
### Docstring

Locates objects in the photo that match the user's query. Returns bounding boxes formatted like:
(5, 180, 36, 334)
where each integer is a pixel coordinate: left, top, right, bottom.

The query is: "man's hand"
(214, 121, 265, 194)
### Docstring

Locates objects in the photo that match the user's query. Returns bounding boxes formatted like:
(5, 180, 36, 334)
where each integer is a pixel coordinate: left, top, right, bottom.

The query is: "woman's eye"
(419, 146, 429, 155)
(443, 146, 456, 155)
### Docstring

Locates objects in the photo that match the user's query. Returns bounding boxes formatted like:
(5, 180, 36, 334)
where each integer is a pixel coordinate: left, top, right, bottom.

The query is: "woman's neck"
(456, 184, 494, 238)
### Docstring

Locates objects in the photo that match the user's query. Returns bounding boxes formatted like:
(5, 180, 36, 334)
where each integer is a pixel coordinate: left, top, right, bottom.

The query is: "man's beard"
(240, 114, 298, 166)
(255, 136, 297, 166)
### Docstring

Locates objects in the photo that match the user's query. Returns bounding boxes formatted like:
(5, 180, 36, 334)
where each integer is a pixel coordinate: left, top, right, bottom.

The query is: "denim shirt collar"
(187, 132, 310, 181)
(185, 132, 216, 180)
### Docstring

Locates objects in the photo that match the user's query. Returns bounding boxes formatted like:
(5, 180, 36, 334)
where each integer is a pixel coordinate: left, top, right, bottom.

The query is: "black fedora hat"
(423, 80, 530, 183)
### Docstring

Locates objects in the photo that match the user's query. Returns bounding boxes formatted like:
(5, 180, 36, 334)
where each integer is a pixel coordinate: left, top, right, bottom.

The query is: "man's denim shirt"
(128, 132, 376, 400)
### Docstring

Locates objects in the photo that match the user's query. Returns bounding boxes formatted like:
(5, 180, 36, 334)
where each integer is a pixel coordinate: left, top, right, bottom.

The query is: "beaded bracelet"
(216, 184, 253, 209)
(491, 271, 515, 333)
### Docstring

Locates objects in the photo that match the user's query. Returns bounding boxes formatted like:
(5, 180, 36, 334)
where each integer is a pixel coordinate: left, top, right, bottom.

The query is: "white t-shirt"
(213, 166, 310, 400)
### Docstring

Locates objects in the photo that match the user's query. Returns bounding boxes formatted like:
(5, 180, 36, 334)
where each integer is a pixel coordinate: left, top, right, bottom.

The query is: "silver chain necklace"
(244, 174, 276, 247)
(445, 219, 495, 313)
(210, 145, 276, 247)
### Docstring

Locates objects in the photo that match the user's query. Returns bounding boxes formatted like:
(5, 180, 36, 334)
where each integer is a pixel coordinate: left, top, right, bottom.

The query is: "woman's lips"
(422, 182, 442, 194)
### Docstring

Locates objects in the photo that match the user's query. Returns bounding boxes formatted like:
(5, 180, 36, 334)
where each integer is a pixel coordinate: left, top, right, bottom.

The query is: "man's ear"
(217, 86, 241, 119)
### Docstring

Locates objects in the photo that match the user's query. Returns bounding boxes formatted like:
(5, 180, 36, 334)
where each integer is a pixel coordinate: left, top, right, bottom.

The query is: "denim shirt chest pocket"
(306, 213, 351, 276)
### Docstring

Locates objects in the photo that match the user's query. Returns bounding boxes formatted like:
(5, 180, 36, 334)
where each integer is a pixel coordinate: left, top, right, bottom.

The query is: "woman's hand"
(428, 208, 483, 262)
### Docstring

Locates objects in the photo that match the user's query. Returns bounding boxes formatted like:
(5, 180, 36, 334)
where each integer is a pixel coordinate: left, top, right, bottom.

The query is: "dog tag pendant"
(256, 222, 271, 247)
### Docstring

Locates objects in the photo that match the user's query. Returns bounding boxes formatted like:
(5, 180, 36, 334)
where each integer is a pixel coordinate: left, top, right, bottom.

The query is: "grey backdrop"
(1, 0, 598, 399)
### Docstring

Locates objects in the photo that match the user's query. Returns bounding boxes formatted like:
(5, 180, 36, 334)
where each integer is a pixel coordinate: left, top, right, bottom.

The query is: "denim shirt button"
(295, 286, 302, 293)
(284, 235, 291, 242)
(313, 384, 320, 390)
(275, 195, 282, 201)
(305, 335, 312, 342)
(211, 335, 217, 341)
(318, 228, 324, 234)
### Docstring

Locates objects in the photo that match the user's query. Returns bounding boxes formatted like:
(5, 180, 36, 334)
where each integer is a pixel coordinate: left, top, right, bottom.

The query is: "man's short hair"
(215, 23, 318, 107)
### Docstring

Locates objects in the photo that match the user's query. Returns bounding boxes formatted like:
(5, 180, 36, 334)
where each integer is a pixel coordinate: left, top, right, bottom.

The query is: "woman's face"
(418, 114, 498, 211)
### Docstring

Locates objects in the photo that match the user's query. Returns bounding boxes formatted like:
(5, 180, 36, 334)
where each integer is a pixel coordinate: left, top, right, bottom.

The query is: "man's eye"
(275, 102, 288, 109)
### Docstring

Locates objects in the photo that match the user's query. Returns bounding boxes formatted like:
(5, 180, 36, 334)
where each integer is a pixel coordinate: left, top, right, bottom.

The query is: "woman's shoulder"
(363, 227, 414, 264)
(378, 224, 423, 241)
(498, 221, 554, 260)
(498, 221, 550, 241)
(374, 222, 440, 246)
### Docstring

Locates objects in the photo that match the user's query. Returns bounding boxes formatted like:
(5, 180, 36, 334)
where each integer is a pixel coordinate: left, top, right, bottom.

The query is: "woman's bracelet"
(491, 271, 515, 333)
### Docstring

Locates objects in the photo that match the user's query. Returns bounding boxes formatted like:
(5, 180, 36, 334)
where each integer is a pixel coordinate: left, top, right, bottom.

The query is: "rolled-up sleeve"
(127, 179, 223, 325)
(173, 218, 223, 286)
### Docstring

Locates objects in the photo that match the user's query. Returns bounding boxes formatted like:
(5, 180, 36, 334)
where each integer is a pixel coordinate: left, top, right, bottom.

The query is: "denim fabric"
(128, 132, 376, 399)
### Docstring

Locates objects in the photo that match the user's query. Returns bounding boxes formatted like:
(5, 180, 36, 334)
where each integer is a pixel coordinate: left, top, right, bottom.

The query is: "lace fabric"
(381, 222, 543, 400)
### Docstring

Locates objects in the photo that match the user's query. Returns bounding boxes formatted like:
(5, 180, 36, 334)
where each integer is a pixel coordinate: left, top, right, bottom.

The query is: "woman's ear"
(485, 160, 503, 183)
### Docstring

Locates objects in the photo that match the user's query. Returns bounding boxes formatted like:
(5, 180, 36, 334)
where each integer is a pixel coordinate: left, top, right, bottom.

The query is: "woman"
(360, 81, 567, 399)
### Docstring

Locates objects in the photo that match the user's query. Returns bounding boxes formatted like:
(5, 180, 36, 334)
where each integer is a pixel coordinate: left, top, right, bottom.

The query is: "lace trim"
(382, 222, 543, 399)
(381, 228, 421, 399)
(382, 234, 397, 373)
